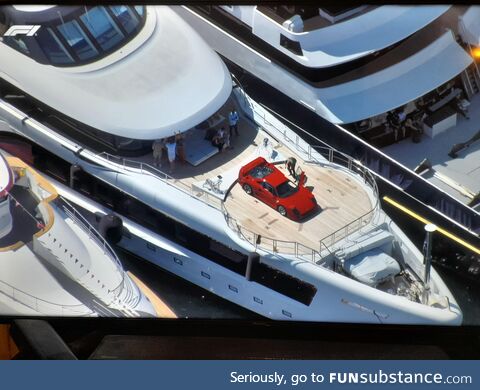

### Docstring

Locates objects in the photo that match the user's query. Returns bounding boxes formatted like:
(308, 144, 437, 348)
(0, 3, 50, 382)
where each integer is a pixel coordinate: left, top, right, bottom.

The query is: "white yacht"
(0, 5, 462, 324)
(0, 149, 158, 317)
(175, 5, 480, 252)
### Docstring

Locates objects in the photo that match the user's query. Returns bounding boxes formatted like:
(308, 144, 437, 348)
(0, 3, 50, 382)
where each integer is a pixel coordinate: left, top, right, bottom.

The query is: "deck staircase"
(461, 63, 480, 98)
(456, 33, 480, 99)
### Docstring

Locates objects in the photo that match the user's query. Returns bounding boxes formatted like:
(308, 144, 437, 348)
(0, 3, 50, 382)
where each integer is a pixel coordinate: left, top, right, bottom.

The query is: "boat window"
(81, 6, 124, 51)
(36, 28, 75, 65)
(4, 36, 31, 55)
(3, 6, 147, 67)
(134, 6, 145, 18)
(111, 5, 140, 34)
(279, 34, 302, 56)
(249, 164, 273, 179)
(57, 19, 98, 61)
(261, 182, 275, 195)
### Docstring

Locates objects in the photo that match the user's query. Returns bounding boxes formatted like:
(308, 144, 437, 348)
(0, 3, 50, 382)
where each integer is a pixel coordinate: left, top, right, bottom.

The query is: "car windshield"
(249, 163, 274, 179)
(276, 180, 298, 198)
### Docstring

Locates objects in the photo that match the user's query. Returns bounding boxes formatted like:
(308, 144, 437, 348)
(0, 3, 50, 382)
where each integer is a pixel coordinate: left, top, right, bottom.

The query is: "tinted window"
(36, 28, 74, 65)
(81, 7, 124, 51)
(249, 164, 273, 179)
(58, 19, 98, 61)
(4, 37, 31, 55)
(276, 181, 298, 198)
(111, 5, 139, 34)
(262, 182, 275, 195)
(134, 6, 145, 17)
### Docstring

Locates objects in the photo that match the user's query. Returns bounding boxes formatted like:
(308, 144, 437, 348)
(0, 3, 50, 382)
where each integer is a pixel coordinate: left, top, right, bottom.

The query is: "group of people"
(152, 133, 185, 172)
(386, 106, 424, 143)
(151, 108, 240, 171)
(455, 93, 471, 119)
(211, 107, 240, 152)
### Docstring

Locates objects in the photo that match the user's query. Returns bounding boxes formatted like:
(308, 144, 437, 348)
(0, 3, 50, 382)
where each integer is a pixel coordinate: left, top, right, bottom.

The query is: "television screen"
(0, 4, 478, 327)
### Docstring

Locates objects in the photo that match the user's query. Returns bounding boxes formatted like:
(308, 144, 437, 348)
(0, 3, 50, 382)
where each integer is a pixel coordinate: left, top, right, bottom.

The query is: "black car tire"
(277, 205, 287, 217)
(243, 183, 253, 195)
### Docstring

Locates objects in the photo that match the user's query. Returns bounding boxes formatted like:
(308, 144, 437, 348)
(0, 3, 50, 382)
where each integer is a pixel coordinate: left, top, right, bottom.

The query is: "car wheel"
(277, 205, 287, 217)
(243, 183, 253, 195)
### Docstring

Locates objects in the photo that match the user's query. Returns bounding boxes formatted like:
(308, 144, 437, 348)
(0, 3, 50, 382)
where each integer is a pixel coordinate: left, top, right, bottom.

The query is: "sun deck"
(224, 162, 372, 254)
(127, 100, 375, 256)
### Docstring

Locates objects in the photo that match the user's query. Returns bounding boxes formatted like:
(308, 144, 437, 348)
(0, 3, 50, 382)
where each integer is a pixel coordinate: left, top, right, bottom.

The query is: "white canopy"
(0, 6, 232, 140)
(459, 6, 480, 47)
(300, 6, 451, 68)
(317, 32, 473, 124)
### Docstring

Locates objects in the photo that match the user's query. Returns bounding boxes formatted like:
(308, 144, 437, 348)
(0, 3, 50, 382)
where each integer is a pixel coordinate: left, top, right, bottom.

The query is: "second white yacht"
(0, 149, 159, 317)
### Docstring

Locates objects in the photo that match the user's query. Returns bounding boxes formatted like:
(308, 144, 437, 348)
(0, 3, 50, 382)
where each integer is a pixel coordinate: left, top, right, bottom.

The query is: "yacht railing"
(0, 278, 94, 316)
(56, 197, 123, 270)
(56, 197, 130, 303)
(222, 205, 323, 263)
(220, 145, 379, 261)
(97, 152, 224, 211)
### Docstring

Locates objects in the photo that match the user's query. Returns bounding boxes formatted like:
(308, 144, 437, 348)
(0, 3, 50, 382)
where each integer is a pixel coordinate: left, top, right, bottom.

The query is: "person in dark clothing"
(286, 157, 297, 179)
(212, 128, 227, 152)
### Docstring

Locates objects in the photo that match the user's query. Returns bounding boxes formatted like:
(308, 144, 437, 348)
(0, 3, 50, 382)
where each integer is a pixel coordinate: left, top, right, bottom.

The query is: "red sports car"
(238, 157, 318, 221)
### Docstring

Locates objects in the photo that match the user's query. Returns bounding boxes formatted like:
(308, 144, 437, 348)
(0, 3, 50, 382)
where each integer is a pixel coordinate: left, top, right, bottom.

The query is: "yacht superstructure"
(0, 5, 462, 324)
(0, 150, 158, 316)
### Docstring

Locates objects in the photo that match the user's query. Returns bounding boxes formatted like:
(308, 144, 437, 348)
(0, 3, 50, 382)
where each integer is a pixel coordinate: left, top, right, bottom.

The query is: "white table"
(423, 108, 457, 139)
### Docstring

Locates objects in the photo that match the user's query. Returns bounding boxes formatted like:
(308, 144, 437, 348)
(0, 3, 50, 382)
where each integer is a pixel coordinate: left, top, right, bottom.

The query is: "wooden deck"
(224, 163, 372, 252)
(130, 97, 374, 252)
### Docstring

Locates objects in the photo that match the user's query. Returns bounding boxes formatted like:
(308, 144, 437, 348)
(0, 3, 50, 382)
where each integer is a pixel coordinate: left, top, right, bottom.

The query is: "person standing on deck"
(286, 157, 297, 179)
(228, 108, 239, 138)
(165, 137, 177, 173)
(152, 138, 165, 168)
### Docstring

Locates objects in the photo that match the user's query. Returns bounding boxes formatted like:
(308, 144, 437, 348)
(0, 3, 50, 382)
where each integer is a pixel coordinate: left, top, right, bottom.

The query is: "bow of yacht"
(0, 150, 160, 317)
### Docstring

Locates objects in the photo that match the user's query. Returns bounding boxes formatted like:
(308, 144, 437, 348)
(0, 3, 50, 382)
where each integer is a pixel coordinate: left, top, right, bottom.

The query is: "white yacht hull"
(0, 85, 461, 325)
(52, 179, 462, 325)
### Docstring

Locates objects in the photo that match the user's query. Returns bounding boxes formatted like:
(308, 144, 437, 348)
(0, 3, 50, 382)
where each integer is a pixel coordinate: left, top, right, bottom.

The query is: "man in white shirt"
(165, 137, 177, 173)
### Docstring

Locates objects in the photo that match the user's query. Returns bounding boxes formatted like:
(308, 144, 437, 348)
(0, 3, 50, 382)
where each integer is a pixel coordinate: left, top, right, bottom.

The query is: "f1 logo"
(3, 25, 41, 37)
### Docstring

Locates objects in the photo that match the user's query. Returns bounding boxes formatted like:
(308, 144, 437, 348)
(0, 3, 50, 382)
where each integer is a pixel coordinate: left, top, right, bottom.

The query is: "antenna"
(422, 223, 437, 304)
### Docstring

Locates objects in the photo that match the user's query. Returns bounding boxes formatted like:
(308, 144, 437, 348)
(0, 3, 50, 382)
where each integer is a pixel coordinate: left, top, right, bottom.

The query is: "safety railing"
(222, 207, 323, 263)
(57, 197, 135, 308)
(221, 147, 379, 261)
(0, 278, 94, 316)
(97, 152, 224, 211)
(56, 197, 124, 271)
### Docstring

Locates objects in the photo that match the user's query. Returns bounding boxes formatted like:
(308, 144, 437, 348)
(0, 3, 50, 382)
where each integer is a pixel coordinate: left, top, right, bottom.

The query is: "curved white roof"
(0, 6, 232, 139)
(459, 6, 480, 47)
(12, 5, 56, 12)
(317, 32, 473, 123)
(252, 5, 450, 68)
